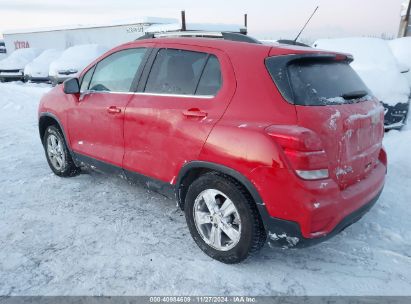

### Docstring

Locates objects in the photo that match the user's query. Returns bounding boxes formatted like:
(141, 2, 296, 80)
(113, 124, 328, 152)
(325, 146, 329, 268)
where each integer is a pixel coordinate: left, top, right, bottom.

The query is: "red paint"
(67, 92, 132, 167)
(38, 38, 386, 240)
(14, 41, 30, 49)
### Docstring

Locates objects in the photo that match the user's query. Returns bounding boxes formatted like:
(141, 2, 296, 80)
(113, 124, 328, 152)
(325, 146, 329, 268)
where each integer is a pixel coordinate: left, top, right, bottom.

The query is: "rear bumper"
(25, 75, 50, 82)
(261, 189, 382, 248)
(253, 159, 386, 248)
(383, 101, 409, 129)
(0, 70, 24, 80)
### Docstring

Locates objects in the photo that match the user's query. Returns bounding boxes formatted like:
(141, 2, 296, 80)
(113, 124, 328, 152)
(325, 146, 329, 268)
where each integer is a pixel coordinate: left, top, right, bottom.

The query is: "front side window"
(144, 49, 209, 95)
(89, 48, 147, 92)
(80, 65, 95, 93)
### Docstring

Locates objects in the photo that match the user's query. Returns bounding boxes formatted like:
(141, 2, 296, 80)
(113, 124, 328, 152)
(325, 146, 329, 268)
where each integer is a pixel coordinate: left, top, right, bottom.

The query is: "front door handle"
(107, 106, 122, 114)
(182, 108, 208, 118)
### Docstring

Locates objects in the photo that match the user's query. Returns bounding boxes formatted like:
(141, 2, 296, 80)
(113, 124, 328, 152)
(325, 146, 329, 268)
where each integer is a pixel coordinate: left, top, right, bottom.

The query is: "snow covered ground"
(0, 82, 410, 296)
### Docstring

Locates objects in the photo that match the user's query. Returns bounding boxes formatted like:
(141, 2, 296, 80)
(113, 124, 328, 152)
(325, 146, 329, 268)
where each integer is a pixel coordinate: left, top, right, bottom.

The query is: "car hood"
(24, 50, 63, 77)
(0, 49, 42, 71)
(49, 45, 108, 76)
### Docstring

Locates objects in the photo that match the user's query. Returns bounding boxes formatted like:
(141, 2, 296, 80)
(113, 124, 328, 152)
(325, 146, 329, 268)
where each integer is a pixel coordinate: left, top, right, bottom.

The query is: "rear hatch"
(266, 53, 384, 189)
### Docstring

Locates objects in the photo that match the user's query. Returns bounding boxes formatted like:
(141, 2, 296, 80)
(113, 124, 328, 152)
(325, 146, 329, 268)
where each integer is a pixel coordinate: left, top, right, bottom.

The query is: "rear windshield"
(266, 57, 372, 106)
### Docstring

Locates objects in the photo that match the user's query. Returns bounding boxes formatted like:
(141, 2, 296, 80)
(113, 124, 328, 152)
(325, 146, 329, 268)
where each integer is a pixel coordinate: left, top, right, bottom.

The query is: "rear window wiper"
(341, 90, 368, 100)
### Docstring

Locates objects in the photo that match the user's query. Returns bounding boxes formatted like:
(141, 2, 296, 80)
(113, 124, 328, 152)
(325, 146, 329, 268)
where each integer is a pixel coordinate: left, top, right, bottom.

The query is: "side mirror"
(63, 78, 80, 94)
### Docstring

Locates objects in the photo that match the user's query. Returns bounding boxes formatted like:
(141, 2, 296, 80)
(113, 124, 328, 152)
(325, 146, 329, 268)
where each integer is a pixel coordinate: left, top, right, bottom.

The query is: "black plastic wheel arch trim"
(38, 112, 78, 163)
(176, 161, 266, 206)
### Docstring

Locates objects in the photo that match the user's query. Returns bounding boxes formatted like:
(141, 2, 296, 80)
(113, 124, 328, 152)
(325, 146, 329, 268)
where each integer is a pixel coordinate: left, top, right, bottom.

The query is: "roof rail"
(136, 31, 262, 44)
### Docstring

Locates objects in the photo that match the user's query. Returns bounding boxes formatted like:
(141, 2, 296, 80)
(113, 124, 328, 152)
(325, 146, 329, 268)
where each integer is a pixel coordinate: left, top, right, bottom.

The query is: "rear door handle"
(182, 108, 208, 118)
(107, 106, 122, 114)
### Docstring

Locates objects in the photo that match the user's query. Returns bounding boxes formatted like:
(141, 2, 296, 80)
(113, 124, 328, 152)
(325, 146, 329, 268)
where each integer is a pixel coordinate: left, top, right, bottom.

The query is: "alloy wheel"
(46, 134, 66, 171)
(193, 189, 242, 251)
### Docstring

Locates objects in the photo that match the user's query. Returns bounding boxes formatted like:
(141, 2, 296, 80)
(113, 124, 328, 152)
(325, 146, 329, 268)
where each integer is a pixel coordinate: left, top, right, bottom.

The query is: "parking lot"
(0, 82, 410, 295)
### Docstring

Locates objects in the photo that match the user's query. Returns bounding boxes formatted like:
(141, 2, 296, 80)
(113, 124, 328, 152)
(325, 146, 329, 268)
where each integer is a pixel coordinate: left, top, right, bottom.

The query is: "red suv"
(38, 33, 387, 263)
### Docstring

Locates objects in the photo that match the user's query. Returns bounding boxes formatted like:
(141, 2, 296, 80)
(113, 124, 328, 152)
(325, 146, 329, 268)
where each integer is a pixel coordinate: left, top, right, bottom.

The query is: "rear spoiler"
(265, 53, 354, 104)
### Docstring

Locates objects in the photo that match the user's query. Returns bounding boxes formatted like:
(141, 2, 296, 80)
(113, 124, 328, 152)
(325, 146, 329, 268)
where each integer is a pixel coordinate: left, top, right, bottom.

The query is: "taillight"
(265, 125, 329, 180)
(378, 146, 387, 168)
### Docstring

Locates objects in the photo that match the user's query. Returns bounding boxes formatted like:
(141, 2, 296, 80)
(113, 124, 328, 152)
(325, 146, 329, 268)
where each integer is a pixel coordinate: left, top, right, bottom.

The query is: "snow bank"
(49, 44, 109, 78)
(389, 37, 411, 86)
(313, 38, 410, 106)
(0, 48, 43, 70)
(24, 49, 63, 78)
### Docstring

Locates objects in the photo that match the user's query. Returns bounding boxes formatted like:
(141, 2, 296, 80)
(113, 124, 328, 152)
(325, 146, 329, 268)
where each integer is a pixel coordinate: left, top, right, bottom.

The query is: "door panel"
(67, 47, 148, 167)
(68, 92, 132, 167)
(123, 46, 236, 183)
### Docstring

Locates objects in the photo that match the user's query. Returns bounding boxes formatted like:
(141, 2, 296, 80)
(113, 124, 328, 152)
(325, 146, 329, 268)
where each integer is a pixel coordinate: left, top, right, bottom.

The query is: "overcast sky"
(0, 0, 406, 41)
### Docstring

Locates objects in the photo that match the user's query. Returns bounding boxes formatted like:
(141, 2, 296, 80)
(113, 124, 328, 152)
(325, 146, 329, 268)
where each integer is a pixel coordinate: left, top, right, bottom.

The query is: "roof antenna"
(294, 6, 319, 42)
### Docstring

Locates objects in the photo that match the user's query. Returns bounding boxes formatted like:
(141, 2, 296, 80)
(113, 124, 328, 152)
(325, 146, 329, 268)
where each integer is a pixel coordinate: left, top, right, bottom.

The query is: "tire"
(184, 172, 266, 264)
(43, 125, 80, 177)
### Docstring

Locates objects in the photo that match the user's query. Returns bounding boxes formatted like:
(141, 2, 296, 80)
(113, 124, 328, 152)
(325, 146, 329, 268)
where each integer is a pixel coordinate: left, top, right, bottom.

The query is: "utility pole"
(399, 0, 411, 37)
(404, 0, 411, 36)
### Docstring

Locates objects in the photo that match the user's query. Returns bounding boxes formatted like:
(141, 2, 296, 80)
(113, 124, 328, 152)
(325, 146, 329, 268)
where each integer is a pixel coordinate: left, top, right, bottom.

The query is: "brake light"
(378, 146, 387, 168)
(265, 125, 329, 180)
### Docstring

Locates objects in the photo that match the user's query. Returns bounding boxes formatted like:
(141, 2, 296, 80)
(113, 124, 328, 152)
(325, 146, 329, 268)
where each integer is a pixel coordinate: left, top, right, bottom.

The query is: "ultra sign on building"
(2, 17, 177, 52)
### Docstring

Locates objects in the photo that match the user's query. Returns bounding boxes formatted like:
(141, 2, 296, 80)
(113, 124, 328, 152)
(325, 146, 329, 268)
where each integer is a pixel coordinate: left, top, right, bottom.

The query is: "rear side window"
(196, 56, 222, 96)
(266, 57, 371, 106)
(144, 49, 221, 96)
(89, 48, 146, 92)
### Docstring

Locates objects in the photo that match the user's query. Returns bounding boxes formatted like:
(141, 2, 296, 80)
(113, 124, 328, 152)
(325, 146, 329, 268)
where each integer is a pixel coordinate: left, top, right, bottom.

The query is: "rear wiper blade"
(341, 90, 368, 100)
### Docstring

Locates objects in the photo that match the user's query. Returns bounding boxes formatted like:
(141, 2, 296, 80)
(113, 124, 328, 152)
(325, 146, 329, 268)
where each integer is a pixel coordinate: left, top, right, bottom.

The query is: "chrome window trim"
(134, 92, 214, 99)
(80, 90, 215, 99)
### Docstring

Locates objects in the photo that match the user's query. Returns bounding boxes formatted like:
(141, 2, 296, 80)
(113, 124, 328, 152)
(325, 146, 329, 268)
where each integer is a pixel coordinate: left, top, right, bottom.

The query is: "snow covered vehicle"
(0, 48, 43, 82)
(38, 32, 386, 263)
(0, 39, 6, 54)
(48, 44, 109, 85)
(24, 49, 63, 82)
(389, 37, 411, 86)
(313, 38, 410, 130)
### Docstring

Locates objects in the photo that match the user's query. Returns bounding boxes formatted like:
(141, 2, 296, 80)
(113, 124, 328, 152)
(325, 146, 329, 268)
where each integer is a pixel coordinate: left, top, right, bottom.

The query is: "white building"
(2, 17, 178, 53)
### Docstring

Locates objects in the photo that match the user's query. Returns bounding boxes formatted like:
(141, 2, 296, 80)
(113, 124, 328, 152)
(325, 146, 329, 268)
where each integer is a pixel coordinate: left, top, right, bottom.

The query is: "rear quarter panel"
(198, 44, 299, 203)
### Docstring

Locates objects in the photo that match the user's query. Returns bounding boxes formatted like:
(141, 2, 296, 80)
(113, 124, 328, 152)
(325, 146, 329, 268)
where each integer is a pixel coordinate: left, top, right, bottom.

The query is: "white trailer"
(2, 17, 178, 52)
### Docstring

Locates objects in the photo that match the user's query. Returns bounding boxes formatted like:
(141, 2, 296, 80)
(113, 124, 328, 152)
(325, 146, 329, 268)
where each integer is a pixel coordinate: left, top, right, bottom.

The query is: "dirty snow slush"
(0, 82, 410, 295)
